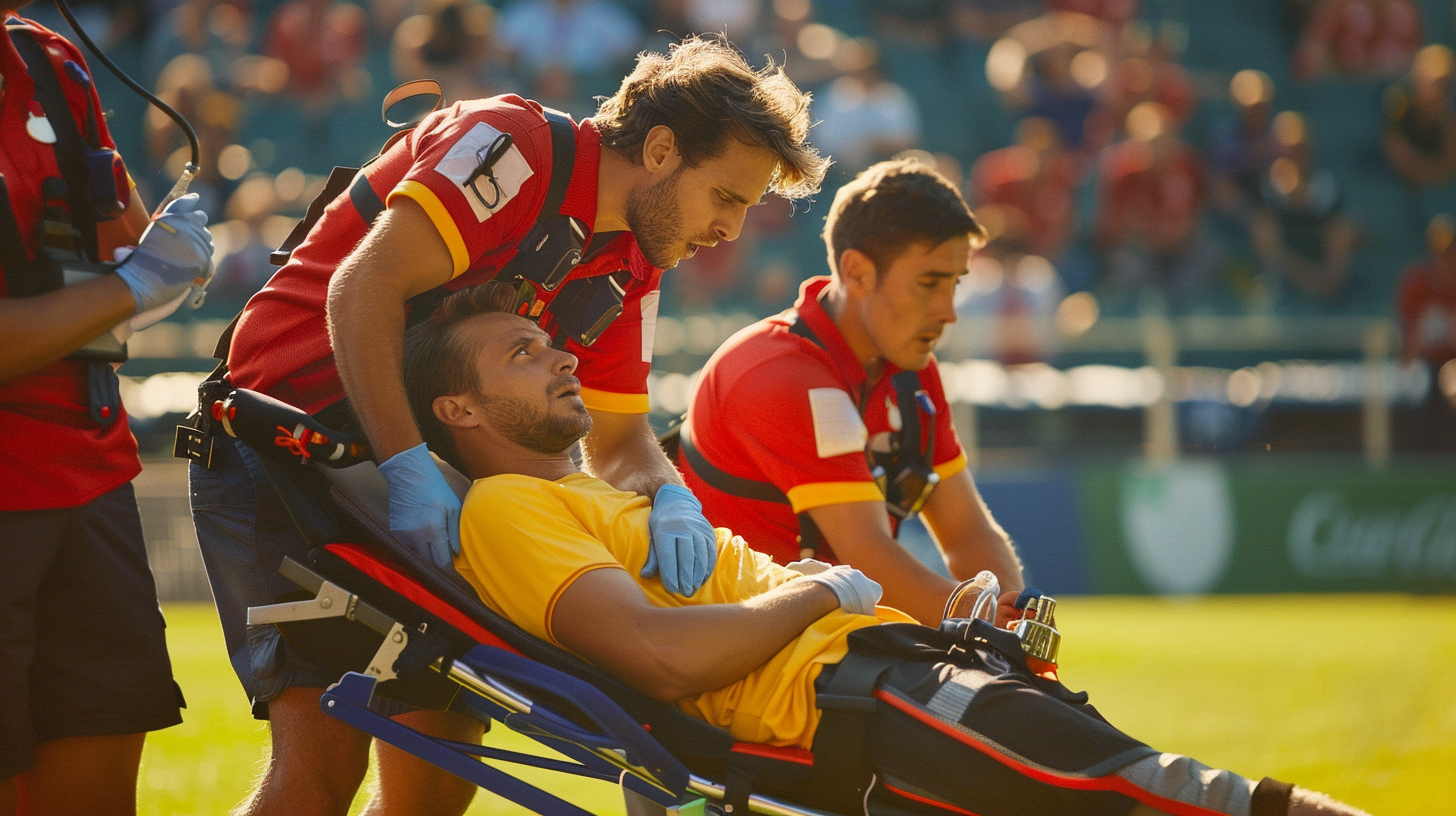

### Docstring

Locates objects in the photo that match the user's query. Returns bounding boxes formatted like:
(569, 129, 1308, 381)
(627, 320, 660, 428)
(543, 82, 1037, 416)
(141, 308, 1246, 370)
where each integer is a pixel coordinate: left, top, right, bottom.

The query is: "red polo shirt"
(229, 95, 662, 416)
(682, 277, 967, 565)
(0, 16, 140, 511)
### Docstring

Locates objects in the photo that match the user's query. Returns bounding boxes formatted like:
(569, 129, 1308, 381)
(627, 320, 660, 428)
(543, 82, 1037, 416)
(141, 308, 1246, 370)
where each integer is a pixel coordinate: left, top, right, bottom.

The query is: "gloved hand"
(643, 484, 717, 597)
(379, 443, 462, 571)
(115, 193, 214, 319)
(798, 564, 883, 616)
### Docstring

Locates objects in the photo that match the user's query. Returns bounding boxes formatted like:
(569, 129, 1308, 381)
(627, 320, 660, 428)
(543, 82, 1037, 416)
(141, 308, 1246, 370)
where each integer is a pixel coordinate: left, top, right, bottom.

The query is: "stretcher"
(219, 388, 889, 816)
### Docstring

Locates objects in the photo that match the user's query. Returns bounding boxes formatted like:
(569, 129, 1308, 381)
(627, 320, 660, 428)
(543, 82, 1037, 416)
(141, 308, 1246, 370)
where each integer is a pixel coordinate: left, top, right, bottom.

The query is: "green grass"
(140, 597, 1456, 815)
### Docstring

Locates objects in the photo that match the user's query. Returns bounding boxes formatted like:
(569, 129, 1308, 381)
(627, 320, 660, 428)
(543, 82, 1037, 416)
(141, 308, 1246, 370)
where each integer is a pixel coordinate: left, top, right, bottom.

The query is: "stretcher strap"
(809, 648, 898, 814)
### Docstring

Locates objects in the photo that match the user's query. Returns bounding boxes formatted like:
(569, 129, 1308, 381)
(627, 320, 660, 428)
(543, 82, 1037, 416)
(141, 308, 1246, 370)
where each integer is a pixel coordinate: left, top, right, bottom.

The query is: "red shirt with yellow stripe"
(0, 16, 141, 511)
(229, 94, 661, 416)
(683, 276, 967, 565)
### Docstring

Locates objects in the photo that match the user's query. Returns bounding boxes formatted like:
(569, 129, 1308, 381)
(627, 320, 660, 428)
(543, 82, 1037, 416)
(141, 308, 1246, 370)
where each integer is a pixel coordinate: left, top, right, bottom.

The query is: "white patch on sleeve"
(433, 122, 535, 222)
(639, 290, 660, 363)
(808, 388, 868, 459)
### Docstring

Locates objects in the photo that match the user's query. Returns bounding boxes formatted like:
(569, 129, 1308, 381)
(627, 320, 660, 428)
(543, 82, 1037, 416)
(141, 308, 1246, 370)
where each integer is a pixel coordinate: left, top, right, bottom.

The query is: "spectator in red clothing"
(1094, 101, 1215, 310)
(264, 0, 368, 105)
(1045, 0, 1138, 27)
(1383, 44, 1456, 189)
(971, 116, 1079, 261)
(1294, 0, 1422, 79)
(1098, 21, 1197, 137)
(1396, 214, 1456, 448)
(1250, 111, 1359, 302)
(1398, 214, 1456, 369)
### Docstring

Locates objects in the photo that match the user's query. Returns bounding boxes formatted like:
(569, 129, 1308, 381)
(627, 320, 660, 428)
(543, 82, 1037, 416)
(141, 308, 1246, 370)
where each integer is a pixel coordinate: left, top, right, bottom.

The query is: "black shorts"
(0, 482, 185, 779)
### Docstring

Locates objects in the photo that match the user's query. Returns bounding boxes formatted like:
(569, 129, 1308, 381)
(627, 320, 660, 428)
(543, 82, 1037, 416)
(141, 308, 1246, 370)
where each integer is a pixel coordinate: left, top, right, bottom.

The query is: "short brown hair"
(823, 159, 985, 275)
(595, 36, 827, 200)
(402, 283, 518, 471)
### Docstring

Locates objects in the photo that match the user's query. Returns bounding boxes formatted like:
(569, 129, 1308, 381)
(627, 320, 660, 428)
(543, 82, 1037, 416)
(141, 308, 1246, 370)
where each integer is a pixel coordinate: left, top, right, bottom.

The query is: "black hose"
(52, 0, 201, 173)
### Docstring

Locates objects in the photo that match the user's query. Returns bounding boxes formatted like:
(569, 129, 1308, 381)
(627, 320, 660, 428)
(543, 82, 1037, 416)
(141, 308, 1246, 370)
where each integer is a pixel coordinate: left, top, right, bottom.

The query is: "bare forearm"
(555, 569, 840, 701)
(327, 263, 421, 460)
(840, 543, 955, 626)
(581, 411, 681, 499)
(325, 202, 453, 460)
(636, 580, 839, 697)
(0, 275, 135, 382)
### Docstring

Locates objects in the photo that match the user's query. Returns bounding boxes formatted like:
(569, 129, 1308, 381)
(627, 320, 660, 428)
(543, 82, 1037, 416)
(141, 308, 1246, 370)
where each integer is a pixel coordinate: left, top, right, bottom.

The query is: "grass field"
(137, 596, 1456, 815)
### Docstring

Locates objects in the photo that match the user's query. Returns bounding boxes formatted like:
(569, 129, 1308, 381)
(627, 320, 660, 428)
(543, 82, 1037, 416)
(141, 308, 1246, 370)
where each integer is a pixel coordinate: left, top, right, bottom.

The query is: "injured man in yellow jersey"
(399, 282, 1369, 816)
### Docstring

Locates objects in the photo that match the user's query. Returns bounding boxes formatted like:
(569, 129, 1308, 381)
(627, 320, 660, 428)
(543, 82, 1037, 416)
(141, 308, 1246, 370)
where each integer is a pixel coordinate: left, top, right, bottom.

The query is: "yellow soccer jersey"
(455, 472, 912, 748)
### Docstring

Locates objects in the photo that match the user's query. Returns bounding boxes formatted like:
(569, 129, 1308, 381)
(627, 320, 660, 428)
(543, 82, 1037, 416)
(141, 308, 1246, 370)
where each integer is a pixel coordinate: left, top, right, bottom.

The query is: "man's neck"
(821, 280, 886, 382)
(594, 146, 636, 233)
(460, 446, 581, 483)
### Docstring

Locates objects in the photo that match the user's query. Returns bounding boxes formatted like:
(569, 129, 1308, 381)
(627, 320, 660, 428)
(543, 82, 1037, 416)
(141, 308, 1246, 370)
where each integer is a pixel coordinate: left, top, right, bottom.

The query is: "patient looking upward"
(401, 282, 906, 750)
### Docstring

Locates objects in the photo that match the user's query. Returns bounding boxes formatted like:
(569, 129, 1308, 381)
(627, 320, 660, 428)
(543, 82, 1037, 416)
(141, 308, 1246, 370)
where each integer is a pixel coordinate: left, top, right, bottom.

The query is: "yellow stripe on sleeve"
(785, 481, 885, 513)
(933, 451, 968, 481)
(580, 387, 650, 414)
(389, 180, 471, 277)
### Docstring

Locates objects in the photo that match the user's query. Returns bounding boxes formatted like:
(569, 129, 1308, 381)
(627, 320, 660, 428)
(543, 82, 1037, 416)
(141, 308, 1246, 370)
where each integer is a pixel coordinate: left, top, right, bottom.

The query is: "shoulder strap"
(8, 26, 99, 261)
(678, 424, 789, 505)
(0, 174, 34, 290)
(538, 108, 577, 222)
(786, 309, 825, 349)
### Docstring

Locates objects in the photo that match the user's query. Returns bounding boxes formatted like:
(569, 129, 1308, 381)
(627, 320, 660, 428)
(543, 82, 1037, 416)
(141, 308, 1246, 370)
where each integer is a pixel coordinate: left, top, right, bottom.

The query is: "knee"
(263, 689, 372, 808)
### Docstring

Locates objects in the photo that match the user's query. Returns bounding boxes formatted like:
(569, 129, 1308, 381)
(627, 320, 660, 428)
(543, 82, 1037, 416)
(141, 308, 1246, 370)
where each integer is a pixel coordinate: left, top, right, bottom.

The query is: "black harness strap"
(679, 425, 789, 505)
(348, 170, 386, 226)
(487, 108, 577, 287)
(0, 175, 32, 288)
(9, 26, 99, 262)
(809, 642, 900, 814)
(271, 165, 359, 267)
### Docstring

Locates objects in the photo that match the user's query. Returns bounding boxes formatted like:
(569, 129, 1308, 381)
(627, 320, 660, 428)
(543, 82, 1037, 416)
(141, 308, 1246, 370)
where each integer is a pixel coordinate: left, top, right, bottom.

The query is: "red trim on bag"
(881, 783, 986, 816)
(324, 543, 519, 654)
(873, 690, 1231, 816)
(729, 743, 815, 766)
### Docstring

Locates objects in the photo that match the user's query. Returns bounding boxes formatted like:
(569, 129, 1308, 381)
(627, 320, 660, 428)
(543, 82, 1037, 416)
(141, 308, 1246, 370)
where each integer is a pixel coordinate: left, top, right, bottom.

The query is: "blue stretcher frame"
(248, 555, 836, 816)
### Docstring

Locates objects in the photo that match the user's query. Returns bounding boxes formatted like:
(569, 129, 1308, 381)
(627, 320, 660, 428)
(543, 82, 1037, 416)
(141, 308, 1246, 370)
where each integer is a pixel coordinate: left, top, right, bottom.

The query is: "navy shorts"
(190, 436, 343, 719)
(0, 483, 185, 779)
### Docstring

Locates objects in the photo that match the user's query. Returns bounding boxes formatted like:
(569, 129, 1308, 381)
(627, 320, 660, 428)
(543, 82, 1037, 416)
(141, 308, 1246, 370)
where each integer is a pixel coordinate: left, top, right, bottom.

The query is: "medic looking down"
(186, 35, 827, 816)
(682, 159, 1025, 626)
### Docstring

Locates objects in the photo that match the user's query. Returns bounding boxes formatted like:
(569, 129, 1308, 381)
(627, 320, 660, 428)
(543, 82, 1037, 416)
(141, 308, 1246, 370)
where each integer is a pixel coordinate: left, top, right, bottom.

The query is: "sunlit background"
(17, 0, 1456, 811)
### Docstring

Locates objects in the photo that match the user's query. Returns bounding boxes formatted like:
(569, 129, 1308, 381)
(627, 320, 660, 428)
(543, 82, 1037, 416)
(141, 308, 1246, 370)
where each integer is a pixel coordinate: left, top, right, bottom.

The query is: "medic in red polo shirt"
(188, 37, 829, 816)
(683, 159, 1025, 626)
(1, 6, 213, 813)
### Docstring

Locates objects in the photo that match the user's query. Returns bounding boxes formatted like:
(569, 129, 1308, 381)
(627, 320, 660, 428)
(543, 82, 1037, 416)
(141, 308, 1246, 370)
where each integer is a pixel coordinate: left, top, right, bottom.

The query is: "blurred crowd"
(22, 0, 1456, 375)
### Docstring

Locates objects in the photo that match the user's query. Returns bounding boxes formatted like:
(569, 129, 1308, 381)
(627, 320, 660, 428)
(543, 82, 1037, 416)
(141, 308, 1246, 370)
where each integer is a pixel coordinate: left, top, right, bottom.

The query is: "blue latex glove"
(378, 443, 462, 570)
(643, 484, 717, 596)
(115, 194, 214, 316)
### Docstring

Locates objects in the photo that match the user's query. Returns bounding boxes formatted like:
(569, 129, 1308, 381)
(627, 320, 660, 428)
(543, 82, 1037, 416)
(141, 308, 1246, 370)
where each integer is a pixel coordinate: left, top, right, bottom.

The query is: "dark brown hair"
(823, 158, 986, 275)
(402, 282, 518, 471)
(594, 36, 828, 200)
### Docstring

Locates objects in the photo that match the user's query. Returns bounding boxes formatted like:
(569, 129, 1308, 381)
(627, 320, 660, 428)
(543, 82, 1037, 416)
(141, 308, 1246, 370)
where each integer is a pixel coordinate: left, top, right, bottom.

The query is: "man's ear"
(837, 248, 877, 296)
(641, 125, 681, 175)
(433, 393, 480, 429)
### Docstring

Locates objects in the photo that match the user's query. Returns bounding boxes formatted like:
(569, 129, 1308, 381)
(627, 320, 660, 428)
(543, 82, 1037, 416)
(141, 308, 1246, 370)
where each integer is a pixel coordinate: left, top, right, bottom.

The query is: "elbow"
(618, 639, 709, 702)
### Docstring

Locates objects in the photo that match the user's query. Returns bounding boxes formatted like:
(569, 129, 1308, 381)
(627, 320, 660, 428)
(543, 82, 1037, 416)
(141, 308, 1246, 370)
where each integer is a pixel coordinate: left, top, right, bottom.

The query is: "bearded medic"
(183, 36, 827, 816)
